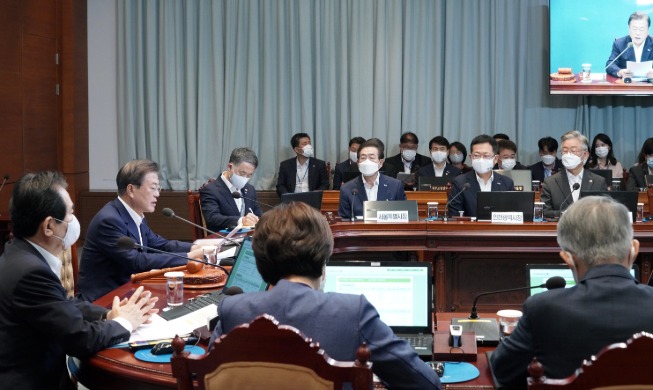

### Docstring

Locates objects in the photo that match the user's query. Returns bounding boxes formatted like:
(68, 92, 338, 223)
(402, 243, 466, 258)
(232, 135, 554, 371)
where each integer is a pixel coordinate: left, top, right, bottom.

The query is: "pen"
(249, 207, 254, 214)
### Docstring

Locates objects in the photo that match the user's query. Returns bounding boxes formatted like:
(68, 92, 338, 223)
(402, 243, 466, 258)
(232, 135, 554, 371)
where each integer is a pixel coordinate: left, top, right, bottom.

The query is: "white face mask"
(648, 157, 653, 168)
(472, 158, 495, 175)
(53, 215, 81, 250)
(301, 144, 314, 158)
(230, 172, 250, 190)
(449, 153, 464, 164)
(349, 151, 358, 163)
(402, 149, 417, 162)
(562, 153, 583, 170)
(595, 146, 609, 158)
(541, 154, 556, 165)
(358, 159, 380, 177)
(501, 158, 517, 170)
(430, 151, 448, 164)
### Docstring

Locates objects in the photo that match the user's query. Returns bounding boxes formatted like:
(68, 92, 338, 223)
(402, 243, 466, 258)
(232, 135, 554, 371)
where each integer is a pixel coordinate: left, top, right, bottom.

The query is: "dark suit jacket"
(78, 198, 193, 302)
(529, 159, 563, 183)
(491, 265, 653, 389)
(210, 280, 440, 390)
(627, 164, 649, 191)
(276, 157, 329, 196)
(383, 153, 432, 179)
(540, 169, 608, 218)
(606, 35, 653, 77)
(199, 178, 263, 231)
(338, 174, 407, 220)
(416, 163, 461, 179)
(448, 171, 515, 217)
(332, 159, 360, 190)
(0, 239, 129, 390)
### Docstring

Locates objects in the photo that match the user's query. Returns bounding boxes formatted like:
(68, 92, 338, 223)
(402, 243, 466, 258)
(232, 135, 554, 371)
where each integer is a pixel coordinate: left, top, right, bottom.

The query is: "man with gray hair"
(490, 195, 653, 389)
(540, 130, 607, 219)
(200, 147, 263, 231)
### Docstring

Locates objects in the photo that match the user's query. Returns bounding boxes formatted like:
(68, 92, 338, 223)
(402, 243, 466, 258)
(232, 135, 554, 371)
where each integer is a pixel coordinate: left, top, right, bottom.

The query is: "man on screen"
(606, 11, 653, 78)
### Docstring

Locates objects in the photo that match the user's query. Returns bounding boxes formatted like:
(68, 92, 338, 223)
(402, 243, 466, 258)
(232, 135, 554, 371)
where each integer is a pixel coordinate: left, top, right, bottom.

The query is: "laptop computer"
(579, 190, 638, 222)
(494, 169, 533, 192)
(526, 263, 639, 296)
(280, 191, 324, 210)
(363, 200, 419, 221)
(589, 169, 613, 186)
(476, 191, 535, 222)
(160, 236, 268, 321)
(323, 261, 434, 359)
(418, 176, 452, 191)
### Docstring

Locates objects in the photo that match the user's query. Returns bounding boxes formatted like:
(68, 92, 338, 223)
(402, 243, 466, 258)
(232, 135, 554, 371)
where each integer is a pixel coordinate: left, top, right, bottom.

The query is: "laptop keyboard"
(160, 290, 225, 321)
(403, 335, 430, 349)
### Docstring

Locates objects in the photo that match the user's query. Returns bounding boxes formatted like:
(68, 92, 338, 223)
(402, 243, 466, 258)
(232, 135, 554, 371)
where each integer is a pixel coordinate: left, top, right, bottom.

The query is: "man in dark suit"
(383, 132, 431, 180)
(332, 136, 365, 190)
(0, 171, 157, 390)
(530, 136, 563, 183)
(448, 135, 515, 217)
(540, 131, 608, 219)
(79, 159, 199, 302)
(606, 11, 653, 78)
(417, 135, 461, 180)
(210, 201, 440, 389)
(276, 132, 329, 196)
(493, 139, 528, 170)
(491, 195, 653, 389)
(338, 139, 406, 220)
(200, 147, 263, 231)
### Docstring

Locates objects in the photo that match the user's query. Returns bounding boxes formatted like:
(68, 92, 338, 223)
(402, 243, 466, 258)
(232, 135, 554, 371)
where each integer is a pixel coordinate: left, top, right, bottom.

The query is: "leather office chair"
(648, 187, 653, 218)
(59, 244, 78, 298)
(171, 314, 373, 390)
(187, 179, 216, 240)
(527, 332, 653, 389)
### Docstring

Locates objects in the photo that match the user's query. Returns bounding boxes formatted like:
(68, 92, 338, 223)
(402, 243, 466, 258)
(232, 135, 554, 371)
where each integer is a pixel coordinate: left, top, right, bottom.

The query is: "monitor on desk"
(579, 190, 638, 222)
(476, 191, 535, 222)
(526, 263, 638, 296)
(280, 191, 324, 210)
(589, 169, 612, 185)
(494, 169, 533, 192)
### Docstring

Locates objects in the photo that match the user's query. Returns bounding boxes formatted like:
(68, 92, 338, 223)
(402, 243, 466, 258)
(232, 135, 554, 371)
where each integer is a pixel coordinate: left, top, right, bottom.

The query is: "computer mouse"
(427, 361, 445, 377)
(150, 341, 174, 355)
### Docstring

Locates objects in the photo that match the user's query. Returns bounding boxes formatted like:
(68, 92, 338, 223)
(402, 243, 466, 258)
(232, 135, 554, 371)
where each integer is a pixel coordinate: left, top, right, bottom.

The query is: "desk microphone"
(605, 42, 633, 79)
(161, 208, 241, 247)
(560, 183, 581, 213)
(444, 182, 470, 221)
(231, 191, 275, 209)
(350, 189, 358, 222)
(0, 174, 9, 193)
(468, 276, 566, 319)
(116, 236, 230, 275)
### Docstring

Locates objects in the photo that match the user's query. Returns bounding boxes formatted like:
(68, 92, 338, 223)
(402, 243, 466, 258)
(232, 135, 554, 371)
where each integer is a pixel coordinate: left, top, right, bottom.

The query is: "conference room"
(3, 0, 653, 388)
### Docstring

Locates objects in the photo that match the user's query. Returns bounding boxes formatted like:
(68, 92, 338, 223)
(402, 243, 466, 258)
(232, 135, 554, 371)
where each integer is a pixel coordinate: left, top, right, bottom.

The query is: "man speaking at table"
(210, 201, 439, 389)
(78, 159, 201, 302)
(490, 195, 653, 389)
(606, 11, 653, 79)
(0, 171, 158, 390)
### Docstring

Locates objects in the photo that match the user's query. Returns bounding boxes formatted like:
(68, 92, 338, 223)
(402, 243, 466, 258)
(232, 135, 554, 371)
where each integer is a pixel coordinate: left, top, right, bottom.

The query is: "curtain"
(117, 0, 653, 190)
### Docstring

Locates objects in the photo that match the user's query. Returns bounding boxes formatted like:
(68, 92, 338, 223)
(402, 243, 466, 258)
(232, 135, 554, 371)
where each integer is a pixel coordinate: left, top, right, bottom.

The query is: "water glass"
(531, 180, 540, 192)
(497, 309, 522, 339)
(202, 245, 218, 266)
(427, 202, 439, 220)
(581, 63, 591, 82)
(637, 203, 644, 222)
(533, 202, 544, 222)
(164, 271, 184, 307)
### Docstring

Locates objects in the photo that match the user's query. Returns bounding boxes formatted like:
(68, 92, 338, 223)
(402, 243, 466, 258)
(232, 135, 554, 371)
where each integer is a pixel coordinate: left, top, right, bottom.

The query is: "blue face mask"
(648, 157, 653, 168)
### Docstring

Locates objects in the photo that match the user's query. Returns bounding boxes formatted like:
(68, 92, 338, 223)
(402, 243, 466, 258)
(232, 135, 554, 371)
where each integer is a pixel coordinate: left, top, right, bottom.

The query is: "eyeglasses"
(630, 26, 648, 33)
(561, 148, 583, 155)
(470, 153, 495, 160)
(137, 184, 162, 193)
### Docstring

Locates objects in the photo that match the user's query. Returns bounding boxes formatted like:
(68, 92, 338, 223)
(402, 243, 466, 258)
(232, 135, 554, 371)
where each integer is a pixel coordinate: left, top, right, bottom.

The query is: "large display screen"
(549, 0, 653, 95)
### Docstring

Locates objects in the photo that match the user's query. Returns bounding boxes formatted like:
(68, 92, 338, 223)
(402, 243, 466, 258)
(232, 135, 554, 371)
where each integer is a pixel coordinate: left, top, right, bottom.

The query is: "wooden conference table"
(78, 280, 496, 389)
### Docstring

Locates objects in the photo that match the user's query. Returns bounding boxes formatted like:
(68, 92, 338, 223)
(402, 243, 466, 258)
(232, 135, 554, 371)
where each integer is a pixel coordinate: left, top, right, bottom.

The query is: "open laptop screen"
(280, 191, 324, 210)
(476, 191, 535, 222)
(526, 263, 638, 296)
(494, 169, 533, 192)
(323, 261, 431, 333)
(579, 191, 638, 222)
(225, 236, 268, 292)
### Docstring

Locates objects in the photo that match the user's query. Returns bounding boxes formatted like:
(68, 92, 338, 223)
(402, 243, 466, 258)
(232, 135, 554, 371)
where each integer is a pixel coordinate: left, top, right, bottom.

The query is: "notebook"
(280, 191, 324, 210)
(579, 190, 638, 222)
(589, 169, 612, 185)
(363, 200, 419, 221)
(323, 261, 434, 359)
(493, 169, 533, 192)
(526, 263, 638, 296)
(160, 236, 268, 321)
(476, 191, 535, 222)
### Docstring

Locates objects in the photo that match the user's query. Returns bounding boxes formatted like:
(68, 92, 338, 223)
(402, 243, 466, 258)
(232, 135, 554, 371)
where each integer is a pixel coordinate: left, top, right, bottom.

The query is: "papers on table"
(128, 304, 218, 342)
(627, 60, 652, 80)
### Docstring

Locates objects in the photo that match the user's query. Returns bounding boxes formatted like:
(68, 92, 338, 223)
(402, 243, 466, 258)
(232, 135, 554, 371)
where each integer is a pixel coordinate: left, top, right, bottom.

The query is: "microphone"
(231, 191, 275, 209)
(469, 276, 566, 320)
(0, 174, 9, 193)
(223, 286, 243, 296)
(116, 236, 230, 275)
(444, 182, 471, 221)
(605, 42, 634, 79)
(350, 189, 358, 222)
(161, 208, 241, 247)
(560, 183, 581, 213)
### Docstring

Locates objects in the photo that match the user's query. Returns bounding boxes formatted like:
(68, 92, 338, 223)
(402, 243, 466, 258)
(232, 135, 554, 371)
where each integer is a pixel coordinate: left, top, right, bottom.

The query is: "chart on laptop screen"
(323, 263, 430, 327)
(527, 264, 637, 296)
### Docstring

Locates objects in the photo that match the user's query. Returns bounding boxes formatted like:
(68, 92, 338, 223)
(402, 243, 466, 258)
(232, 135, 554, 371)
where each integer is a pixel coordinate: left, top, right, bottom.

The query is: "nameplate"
(430, 185, 449, 192)
(491, 212, 524, 224)
(377, 210, 409, 223)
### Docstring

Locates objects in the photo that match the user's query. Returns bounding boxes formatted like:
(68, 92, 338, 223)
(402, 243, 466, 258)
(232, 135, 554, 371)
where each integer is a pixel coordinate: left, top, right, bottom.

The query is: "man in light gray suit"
(540, 131, 607, 219)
